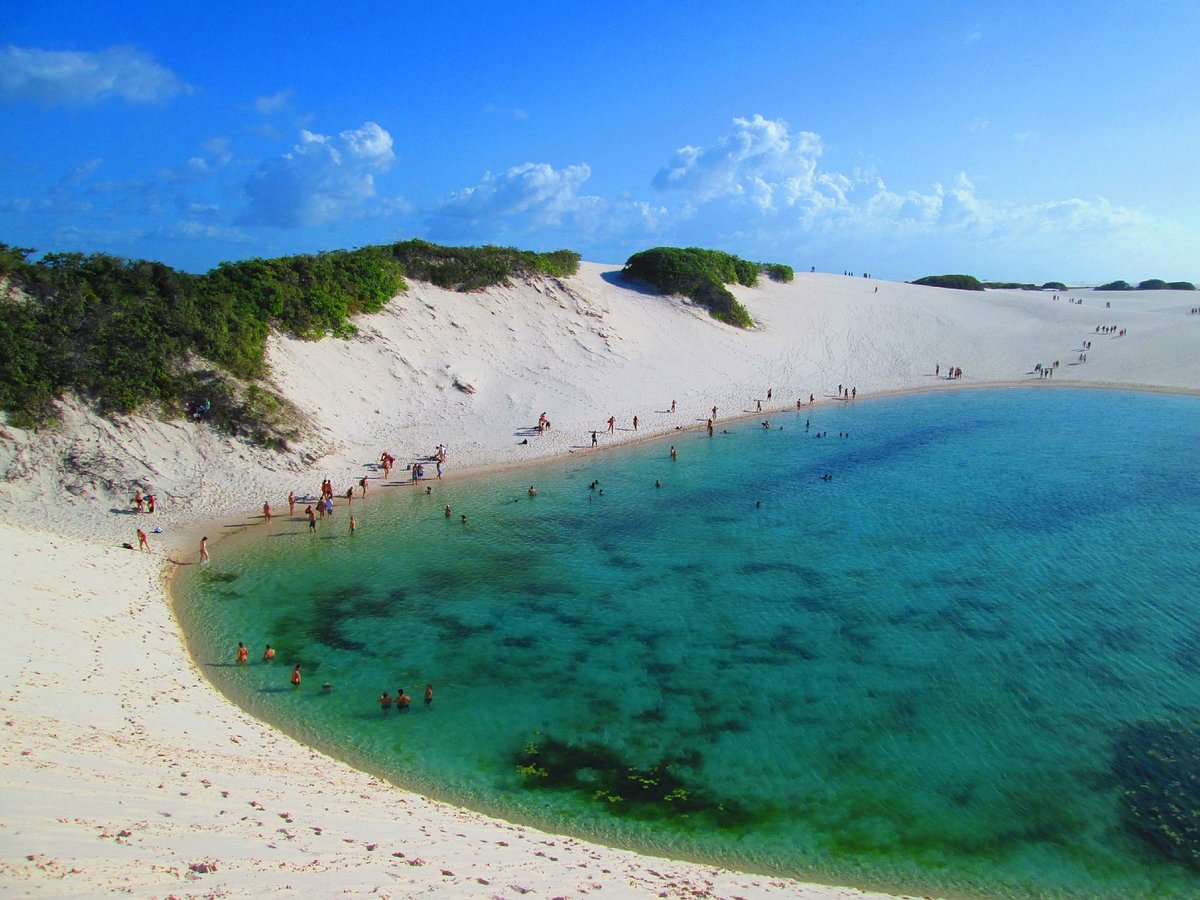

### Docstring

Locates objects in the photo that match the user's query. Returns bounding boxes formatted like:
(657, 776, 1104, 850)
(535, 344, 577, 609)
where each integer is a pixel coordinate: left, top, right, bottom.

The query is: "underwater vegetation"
(514, 734, 760, 830)
(1115, 719, 1200, 868)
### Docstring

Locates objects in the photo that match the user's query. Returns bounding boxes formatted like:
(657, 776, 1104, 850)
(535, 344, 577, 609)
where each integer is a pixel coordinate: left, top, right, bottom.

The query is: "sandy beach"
(2, 265, 1198, 898)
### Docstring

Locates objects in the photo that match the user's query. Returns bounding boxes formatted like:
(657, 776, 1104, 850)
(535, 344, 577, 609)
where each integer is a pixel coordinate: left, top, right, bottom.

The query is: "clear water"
(175, 389, 1200, 899)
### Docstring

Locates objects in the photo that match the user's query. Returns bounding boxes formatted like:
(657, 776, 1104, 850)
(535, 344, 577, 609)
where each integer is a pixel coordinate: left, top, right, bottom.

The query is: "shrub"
(622, 247, 789, 327)
(1095, 280, 1133, 291)
(390, 239, 580, 291)
(912, 274, 985, 291)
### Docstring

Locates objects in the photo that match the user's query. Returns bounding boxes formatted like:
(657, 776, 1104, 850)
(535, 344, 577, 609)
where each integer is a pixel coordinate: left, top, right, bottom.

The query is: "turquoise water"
(176, 388, 1200, 899)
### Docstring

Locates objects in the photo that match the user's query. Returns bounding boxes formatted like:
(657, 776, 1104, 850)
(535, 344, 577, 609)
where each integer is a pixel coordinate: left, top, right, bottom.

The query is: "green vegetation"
(1115, 720, 1200, 868)
(1095, 279, 1195, 291)
(912, 274, 985, 291)
(0, 238, 583, 439)
(982, 281, 1039, 290)
(514, 734, 759, 829)
(1041, 281, 1068, 291)
(621, 246, 794, 328)
(390, 239, 580, 291)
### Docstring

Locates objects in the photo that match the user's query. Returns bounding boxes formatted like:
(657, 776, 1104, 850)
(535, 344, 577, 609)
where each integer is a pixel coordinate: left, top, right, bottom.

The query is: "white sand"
(2, 265, 1197, 897)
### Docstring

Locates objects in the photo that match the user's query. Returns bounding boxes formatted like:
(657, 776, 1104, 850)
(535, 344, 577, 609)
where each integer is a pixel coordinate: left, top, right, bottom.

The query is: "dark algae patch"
(514, 734, 762, 830)
(1116, 719, 1200, 868)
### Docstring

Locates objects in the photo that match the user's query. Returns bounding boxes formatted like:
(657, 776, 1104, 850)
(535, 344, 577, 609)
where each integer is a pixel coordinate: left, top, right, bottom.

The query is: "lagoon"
(176, 388, 1200, 899)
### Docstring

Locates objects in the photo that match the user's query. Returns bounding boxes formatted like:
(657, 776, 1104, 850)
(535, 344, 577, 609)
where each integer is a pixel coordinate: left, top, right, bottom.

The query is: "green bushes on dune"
(621, 246, 793, 328)
(912, 274, 985, 291)
(0, 238, 583, 440)
(391, 239, 580, 292)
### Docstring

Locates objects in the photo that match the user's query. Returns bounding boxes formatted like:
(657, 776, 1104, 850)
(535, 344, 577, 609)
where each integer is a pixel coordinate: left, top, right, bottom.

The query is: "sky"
(1, 1, 1197, 282)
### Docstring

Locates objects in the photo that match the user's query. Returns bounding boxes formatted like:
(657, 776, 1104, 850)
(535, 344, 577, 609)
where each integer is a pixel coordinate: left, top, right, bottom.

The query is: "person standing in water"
(291, 664, 302, 686)
(236, 642, 248, 664)
(424, 684, 433, 707)
(199, 535, 209, 563)
(263, 644, 275, 661)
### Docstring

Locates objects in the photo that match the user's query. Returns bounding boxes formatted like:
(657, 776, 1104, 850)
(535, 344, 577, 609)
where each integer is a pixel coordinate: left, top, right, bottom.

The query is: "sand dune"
(2, 265, 1197, 897)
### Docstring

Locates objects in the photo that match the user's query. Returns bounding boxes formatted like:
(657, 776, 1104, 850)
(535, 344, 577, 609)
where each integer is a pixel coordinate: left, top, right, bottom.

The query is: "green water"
(176, 389, 1200, 898)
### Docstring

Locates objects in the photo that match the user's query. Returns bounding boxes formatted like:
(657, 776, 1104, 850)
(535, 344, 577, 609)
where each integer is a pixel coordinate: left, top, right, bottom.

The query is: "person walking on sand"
(712, 405, 718, 419)
(263, 500, 271, 523)
(137, 528, 149, 552)
(632, 415, 638, 431)
(607, 416, 615, 434)
(199, 535, 209, 563)
(591, 430, 598, 447)
(360, 476, 368, 497)
(288, 491, 295, 516)
(670, 399, 676, 413)
(291, 664, 302, 687)
(237, 642, 248, 665)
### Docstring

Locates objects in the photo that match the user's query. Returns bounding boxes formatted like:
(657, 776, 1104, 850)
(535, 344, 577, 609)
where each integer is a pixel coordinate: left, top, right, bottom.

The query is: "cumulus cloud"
(238, 122, 397, 227)
(653, 114, 827, 208)
(0, 44, 190, 106)
(435, 162, 592, 228)
(649, 115, 1152, 268)
(254, 89, 293, 115)
(426, 162, 667, 249)
(151, 220, 251, 242)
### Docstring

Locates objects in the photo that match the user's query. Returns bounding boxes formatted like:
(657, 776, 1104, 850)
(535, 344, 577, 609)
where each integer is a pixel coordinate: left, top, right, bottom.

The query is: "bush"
(912, 274, 985, 291)
(390, 239, 580, 291)
(1095, 280, 1133, 291)
(621, 247, 790, 327)
(0, 243, 404, 437)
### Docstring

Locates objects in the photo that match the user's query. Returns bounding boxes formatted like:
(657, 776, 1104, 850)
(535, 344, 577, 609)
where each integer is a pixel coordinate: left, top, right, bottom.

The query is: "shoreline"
(167, 380, 1199, 892)
(6, 269, 1200, 896)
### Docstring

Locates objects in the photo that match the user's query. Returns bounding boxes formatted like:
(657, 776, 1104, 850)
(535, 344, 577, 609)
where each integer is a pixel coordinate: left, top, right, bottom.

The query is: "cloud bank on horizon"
(1, 2, 1196, 282)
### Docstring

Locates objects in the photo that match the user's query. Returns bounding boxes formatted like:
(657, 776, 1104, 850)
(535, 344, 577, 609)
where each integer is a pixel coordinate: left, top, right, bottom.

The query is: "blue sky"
(2, 1, 1197, 282)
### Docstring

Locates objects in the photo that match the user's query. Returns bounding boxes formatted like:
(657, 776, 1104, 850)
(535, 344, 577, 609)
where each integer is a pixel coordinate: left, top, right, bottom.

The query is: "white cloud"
(435, 162, 592, 227)
(646, 115, 1164, 277)
(238, 122, 398, 227)
(653, 115, 833, 210)
(152, 220, 251, 242)
(254, 89, 293, 115)
(0, 44, 190, 106)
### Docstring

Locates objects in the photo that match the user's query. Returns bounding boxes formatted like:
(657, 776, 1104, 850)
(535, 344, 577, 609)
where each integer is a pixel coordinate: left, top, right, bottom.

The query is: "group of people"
(131, 489, 158, 514)
(378, 684, 434, 711)
(935, 365, 964, 380)
(1094, 325, 1126, 336)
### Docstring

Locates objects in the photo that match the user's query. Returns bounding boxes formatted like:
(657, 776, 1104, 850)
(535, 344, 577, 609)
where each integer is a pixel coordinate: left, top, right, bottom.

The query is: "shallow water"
(176, 388, 1200, 898)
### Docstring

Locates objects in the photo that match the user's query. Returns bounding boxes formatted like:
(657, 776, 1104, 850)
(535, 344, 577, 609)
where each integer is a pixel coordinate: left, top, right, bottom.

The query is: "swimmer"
(236, 642, 248, 664)
(445, 505, 452, 517)
(424, 684, 433, 707)
(528, 485, 537, 496)
(396, 688, 411, 710)
(670, 446, 677, 460)
(263, 644, 276, 661)
(461, 514, 467, 524)
(655, 479, 661, 488)
(379, 691, 392, 711)
(425, 485, 432, 495)
(321, 682, 332, 693)
(291, 664, 302, 686)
